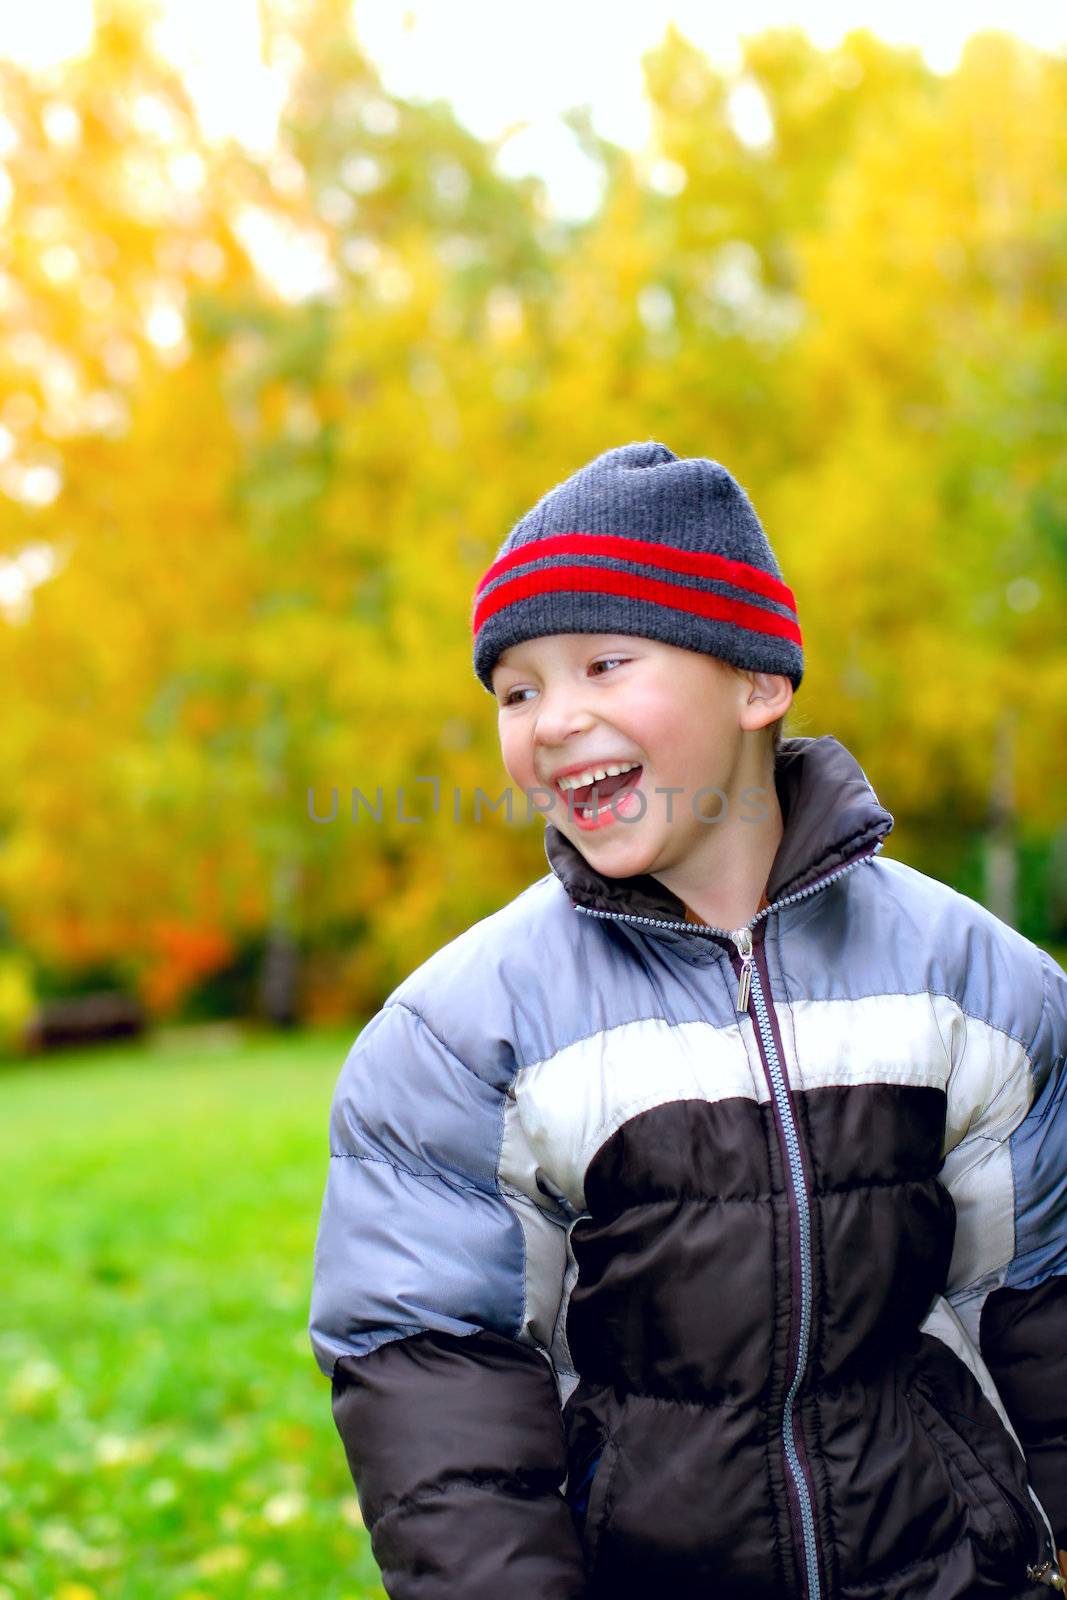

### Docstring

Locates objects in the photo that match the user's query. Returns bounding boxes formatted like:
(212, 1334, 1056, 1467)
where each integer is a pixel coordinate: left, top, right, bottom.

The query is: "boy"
(309, 441, 1067, 1598)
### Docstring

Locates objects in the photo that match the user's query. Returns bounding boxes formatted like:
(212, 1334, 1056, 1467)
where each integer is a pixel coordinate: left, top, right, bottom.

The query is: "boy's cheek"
(497, 745, 525, 785)
(499, 730, 537, 782)
(499, 753, 536, 799)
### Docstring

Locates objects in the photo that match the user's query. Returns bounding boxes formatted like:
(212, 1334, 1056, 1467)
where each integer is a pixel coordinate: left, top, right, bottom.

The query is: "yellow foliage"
(1, 14, 1064, 1006)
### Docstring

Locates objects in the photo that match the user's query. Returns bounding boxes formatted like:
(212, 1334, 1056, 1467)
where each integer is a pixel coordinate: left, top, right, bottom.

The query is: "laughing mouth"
(560, 764, 644, 818)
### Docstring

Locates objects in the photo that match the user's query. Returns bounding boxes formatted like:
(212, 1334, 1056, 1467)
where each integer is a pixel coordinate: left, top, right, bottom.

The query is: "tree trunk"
(258, 857, 302, 1027)
(983, 707, 1018, 929)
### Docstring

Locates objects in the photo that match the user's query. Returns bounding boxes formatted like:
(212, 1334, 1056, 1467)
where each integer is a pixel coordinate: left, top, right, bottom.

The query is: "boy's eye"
(500, 657, 628, 707)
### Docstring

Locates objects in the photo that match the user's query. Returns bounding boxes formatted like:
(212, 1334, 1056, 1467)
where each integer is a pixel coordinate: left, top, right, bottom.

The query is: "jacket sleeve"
(940, 943, 1067, 1548)
(308, 999, 587, 1600)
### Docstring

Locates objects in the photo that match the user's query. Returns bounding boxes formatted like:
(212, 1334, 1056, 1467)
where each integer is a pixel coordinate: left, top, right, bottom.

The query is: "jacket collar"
(543, 734, 894, 933)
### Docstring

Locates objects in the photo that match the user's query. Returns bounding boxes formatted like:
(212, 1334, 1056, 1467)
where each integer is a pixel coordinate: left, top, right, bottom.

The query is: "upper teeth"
(557, 761, 641, 791)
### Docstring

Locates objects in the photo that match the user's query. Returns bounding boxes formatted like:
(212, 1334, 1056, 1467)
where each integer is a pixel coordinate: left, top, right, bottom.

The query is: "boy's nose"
(533, 680, 597, 750)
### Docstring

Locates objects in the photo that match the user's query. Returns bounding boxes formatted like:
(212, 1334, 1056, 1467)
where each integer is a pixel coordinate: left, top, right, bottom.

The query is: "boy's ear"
(742, 671, 793, 725)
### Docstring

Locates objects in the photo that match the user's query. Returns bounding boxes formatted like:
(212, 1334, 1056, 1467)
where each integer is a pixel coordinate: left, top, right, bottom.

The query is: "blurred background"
(1, 1, 1065, 1595)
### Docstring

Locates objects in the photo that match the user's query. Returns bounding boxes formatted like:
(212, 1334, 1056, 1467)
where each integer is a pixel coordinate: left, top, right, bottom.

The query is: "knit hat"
(471, 440, 803, 693)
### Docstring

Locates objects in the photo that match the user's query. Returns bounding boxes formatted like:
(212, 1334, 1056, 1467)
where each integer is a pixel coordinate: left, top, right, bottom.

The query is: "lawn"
(0, 1023, 389, 1600)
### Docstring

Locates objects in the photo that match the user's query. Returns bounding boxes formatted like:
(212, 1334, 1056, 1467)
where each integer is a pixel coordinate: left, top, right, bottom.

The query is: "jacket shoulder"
(866, 855, 1047, 1045)
(384, 872, 586, 1075)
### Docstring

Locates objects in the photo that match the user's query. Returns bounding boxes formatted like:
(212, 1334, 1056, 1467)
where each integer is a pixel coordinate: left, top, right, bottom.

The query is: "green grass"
(0, 1024, 389, 1600)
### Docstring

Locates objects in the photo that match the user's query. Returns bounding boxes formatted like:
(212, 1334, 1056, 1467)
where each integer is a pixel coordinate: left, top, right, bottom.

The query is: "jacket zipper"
(734, 918, 822, 1600)
(1027, 1558, 1066, 1591)
(733, 848, 891, 1600)
(573, 839, 886, 1600)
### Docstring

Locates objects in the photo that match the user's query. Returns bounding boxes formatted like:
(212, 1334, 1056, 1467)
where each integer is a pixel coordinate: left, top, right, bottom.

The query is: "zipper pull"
(731, 928, 754, 1014)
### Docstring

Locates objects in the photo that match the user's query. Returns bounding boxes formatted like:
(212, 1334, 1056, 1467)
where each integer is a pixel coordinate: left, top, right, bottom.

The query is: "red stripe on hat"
(474, 532, 797, 616)
(472, 564, 803, 646)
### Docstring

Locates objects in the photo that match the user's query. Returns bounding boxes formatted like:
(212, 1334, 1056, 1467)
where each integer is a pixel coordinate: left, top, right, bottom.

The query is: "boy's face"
(491, 632, 772, 882)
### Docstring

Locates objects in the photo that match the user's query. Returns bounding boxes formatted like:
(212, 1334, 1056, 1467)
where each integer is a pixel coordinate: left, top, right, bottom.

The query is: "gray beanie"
(471, 440, 803, 693)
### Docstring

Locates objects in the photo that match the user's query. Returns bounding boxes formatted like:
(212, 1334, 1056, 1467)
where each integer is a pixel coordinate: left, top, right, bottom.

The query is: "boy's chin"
(563, 822, 657, 876)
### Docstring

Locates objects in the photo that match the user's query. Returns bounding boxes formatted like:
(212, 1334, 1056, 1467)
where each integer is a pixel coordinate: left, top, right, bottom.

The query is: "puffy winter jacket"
(308, 734, 1067, 1599)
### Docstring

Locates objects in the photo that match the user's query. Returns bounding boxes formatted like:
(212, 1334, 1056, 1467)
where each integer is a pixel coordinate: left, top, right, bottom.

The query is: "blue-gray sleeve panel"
(779, 857, 1045, 1046)
(309, 1002, 527, 1378)
(1006, 947, 1067, 1291)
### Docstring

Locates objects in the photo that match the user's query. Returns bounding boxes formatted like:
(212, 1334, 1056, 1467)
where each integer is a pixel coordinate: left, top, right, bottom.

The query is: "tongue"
(572, 767, 642, 806)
